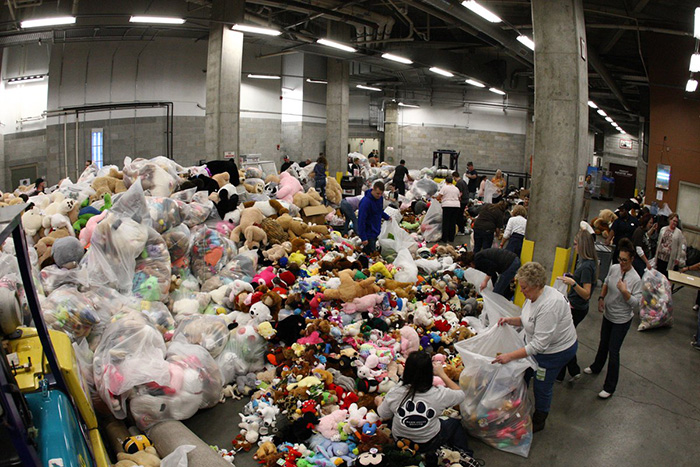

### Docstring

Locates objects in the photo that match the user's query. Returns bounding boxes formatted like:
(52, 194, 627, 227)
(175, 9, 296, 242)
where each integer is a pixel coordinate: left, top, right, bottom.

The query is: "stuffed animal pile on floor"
(0, 155, 537, 465)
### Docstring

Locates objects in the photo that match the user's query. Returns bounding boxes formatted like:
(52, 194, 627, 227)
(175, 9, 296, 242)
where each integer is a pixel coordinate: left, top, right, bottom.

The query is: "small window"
(91, 128, 104, 169)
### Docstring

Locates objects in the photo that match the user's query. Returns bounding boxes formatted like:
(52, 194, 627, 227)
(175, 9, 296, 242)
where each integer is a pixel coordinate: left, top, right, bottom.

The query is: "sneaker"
(570, 373, 582, 382)
(693, 304, 699, 311)
(583, 367, 593, 374)
(598, 390, 613, 399)
(554, 378, 564, 384)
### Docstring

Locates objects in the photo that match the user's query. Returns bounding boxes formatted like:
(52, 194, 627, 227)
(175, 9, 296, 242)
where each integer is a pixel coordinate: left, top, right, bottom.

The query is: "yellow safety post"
(550, 246, 572, 286)
(514, 239, 535, 306)
(336, 171, 343, 183)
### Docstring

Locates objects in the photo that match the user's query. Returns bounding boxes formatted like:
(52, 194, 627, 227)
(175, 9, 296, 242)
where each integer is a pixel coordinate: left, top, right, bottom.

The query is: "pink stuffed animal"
(276, 172, 303, 204)
(342, 294, 384, 314)
(79, 210, 107, 247)
(317, 410, 348, 441)
(400, 325, 420, 357)
(432, 354, 446, 387)
(253, 266, 275, 288)
(298, 331, 323, 345)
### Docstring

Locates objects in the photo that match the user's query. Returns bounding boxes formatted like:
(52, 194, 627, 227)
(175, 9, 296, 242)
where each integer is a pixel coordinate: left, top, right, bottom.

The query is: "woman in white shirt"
(435, 176, 461, 243)
(492, 262, 578, 433)
(500, 205, 527, 255)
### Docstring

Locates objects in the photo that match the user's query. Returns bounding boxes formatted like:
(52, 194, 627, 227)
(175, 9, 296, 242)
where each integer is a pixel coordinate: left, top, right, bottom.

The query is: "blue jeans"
(695, 291, 700, 347)
(473, 229, 494, 253)
(590, 317, 631, 394)
(493, 257, 520, 299)
(505, 233, 524, 257)
(526, 342, 578, 413)
(339, 199, 357, 235)
(422, 418, 473, 466)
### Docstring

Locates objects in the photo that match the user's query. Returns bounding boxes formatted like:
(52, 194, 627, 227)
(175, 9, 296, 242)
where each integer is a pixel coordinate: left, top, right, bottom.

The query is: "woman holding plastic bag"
(493, 262, 578, 432)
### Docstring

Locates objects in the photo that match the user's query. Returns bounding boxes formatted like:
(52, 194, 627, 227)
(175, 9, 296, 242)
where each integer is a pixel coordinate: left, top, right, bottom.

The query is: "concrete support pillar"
(527, 0, 589, 273)
(325, 58, 349, 175)
(205, 0, 244, 160)
(383, 102, 399, 165)
(636, 118, 648, 194)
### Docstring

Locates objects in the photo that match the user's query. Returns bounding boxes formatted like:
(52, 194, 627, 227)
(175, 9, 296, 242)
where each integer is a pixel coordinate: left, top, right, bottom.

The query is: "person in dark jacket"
(472, 199, 507, 253)
(357, 181, 390, 254)
(392, 160, 412, 198)
(465, 248, 520, 299)
(206, 159, 240, 186)
(314, 156, 327, 204)
(280, 155, 293, 172)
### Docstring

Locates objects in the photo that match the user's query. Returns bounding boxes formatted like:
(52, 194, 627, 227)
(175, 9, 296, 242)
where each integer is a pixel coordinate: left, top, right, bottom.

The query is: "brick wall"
(3, 130, 47, 190)
(240, 117, 282, 162)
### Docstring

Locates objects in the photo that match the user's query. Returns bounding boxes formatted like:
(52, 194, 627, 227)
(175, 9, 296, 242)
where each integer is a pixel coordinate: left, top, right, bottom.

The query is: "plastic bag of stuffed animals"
(140, 300, 176, 337)
(40, 265, 89, 295)
(393, 248, 419, 283)
(638, 269, 674, 331)
(479, 289, 519, 328)
(147, 197, 183, 234)
(93, 311, 170, 419)
(133, 227, 172, 302)
(217, 251, 258, 283)
(82, 181, 150, 294)
(420, 201, 443, 242)
(129, 335, 222, 430)
(40, 286, 100, 341)
(379, 219, 417, 261)
(217, 323, 267, 383)
(122, 158, 179, 197)
(82, 286, 139, 349)
(172, 314, 230, 358)
(456, 324, 536, 458)
(412, 177, 439, 198)
(190, 225, 235, 282)
(162, 224, 192, 277)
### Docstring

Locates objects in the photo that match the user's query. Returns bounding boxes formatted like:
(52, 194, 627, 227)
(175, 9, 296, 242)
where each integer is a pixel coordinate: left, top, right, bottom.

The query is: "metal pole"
(63, 115, 69, 179)
(75, 111, 79, 180)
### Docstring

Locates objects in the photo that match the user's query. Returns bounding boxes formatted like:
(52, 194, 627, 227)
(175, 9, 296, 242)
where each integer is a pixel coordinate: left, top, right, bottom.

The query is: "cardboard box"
(302, 205, 333, 224)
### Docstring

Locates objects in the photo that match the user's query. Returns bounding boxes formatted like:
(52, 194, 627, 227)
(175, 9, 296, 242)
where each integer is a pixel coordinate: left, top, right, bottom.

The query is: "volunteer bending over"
(492, 262, 578, 433)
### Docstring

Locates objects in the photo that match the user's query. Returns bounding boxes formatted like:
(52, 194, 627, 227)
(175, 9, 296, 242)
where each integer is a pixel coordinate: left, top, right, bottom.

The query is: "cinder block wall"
(3, 130, 47, 190)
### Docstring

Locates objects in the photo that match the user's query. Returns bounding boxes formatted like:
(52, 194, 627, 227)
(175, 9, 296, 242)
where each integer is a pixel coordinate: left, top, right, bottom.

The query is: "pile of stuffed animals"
(0, 154, 532, 466)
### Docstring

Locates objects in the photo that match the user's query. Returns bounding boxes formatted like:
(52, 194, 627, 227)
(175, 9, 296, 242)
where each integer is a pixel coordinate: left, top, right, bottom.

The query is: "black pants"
(473, 229, 494, 253)
(456, 202, 468, 232)
(422, 418, 473, 467)
(656, 258, 669, 278)
(557, 307, 588, 380)
(590, 316, 632, 394)
(395, 180, 406, 196)
(441, 207, 460, 243)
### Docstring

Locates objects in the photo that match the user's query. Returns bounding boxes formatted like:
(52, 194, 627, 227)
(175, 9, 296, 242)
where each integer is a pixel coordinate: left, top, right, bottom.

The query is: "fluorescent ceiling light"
(619, 130, 627, 134)
(695, 7, 700, 39)
(597, 109, 607, 117)
(129, 16, 185, 24)
(381, 53, 413, 65)
(317, 38, 356, 53)
(517, 35, 535, 51)
(21, 16, 75, 28)
(247, 74, 280, 79)
(398, 102, 420, 108)
(232, 24, 281, 36)
(588, 101, 598, 109)
(605, 116, 613, 122)
(306, 78, 327, 84)
(429, 67, 453, 77)
(465, 79, 485, 88)
(489, 87, 506, 95)
(686, 79, 698, 92)
(7, 75, 46, 84)
(461, 1, 502, 23)
(690, 54, 700, 73)
(356, 84, 382, 92)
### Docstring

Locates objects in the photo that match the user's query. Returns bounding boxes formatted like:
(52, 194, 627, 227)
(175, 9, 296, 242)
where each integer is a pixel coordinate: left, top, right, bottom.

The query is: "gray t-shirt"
(568, 259, 596, 311)
(603, 264, 641, 324)
(377, 385, 465, 443)
(521, 286, 578, 356)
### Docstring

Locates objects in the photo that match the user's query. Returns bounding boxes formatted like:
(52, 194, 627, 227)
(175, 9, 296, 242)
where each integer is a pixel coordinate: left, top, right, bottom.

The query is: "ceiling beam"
(599, 0, 651, 54)
(587, 46, 632, 112)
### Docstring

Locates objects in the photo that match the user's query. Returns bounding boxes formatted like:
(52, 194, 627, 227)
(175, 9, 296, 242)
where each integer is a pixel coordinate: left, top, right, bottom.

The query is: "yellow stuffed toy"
(114, 446, 161, 467)
(369, 262, 393, 279)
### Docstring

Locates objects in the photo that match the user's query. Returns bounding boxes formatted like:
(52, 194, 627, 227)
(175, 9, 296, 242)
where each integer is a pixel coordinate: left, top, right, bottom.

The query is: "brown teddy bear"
(261, 289, 283, 321)
(231, 208, 265, 243)
(293, 189, 322, 209)
(325, 176, 342, 205)
(212, 172, 230, 188)
(35, 228, 71, 268)
(91, 168, 126, 201)
(261, 217, 288, 245)
(322, 269, 380, 303)
(262, 242, 291, 263)
(113, 446, 160, 467)
(381, 278, 415, 300)
(242, 225, 268, 250)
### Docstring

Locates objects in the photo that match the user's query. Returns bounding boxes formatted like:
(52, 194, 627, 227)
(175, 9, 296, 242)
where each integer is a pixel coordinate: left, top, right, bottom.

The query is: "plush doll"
(215, 183, 239, 220)
(369, 262, 393, 279)
(242, 225, 268, 250)
(212, 172, 230, 188)
(342, 294, 384, 314)
(52, 236, 85, 269)
(261, 217, 288, 245)
(241, 199, 289, 218)
(399, 325, 420, 357)
(114, 446, 161, 467)
(35, 228, 72, 268)
(276, 172, 304, 203)
(276, 214, 311, 239)
(322, 269, 380, 303)
(592, 209, 617, 239)
(231, 208, 265, 243)
(206, 159, 240, 186)
(91, 168, 127, 201)
(262, 242, 291, 263)
(293, 191, 321, 210)
(325, 176, 342, 205)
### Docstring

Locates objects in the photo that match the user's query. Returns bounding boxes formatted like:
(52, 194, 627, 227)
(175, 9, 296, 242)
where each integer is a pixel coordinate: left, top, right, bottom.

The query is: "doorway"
(10, 164, 38, 190)
(348, 138, 380, 156)
(609, 163, 637, 199)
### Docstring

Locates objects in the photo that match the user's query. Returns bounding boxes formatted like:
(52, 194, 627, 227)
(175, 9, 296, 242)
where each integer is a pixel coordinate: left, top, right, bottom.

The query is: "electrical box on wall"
(655, 164, 671, 190)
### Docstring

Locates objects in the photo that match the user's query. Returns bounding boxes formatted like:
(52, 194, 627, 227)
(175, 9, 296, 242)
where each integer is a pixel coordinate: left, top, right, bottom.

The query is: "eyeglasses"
(618, 256, 631, 263)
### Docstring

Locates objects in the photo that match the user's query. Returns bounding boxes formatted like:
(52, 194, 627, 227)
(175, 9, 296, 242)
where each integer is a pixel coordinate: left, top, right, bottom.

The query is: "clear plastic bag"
(133, 227, 172, 302)
(141, 300, 176, 335)
(129, 336, 222, 430)
(479, 289, 519, 328)
(92, 311, 170, 419)
(379, 219, 417, 261)
(147, 197, 183, 234)
(455, 324, 535, 457)
(39, 265, 89, 295)
(638, 269, 674, 331)
(483, 180, 498, 204)
(411, 177, 439, 198)
(123, 158, 179, 197)
(171, 187, 197, 203)
(219, 323, 267, 376)
(393, 249, 419, 283)
(420, 202, 443, 242)
(162, 224, 192, 277)
(40, 286, 100, 341)
(190, 226, 235, 282)
(172, 314, 230, 358)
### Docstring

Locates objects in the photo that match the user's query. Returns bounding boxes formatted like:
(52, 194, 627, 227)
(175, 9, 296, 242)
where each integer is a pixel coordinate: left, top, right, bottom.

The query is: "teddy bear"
(380, 279, 415, 300)
(91, 167, 127, 201)
(113, 446, 161, 467)
(276, 214, 311, 239)
(35, 228, 72, 268)
(212, 172, 230, 188)
(262, 242, 291, 263)
(242, 225, 268, 250)
(261, 217, 288, 245)
(322, 269, 380, 303)
(261, 289, 283, 321)
(293, 190, 322, 210)
(21, 209, 44, 239)
(592, 209, 617, 239)
(214, 183, 239, 220)
(325, 176, 342, 205)
(231, 208, 265, 243)
(276, 171, 304, 204)
(52, 236, 85, 269)
(342, 294, 384, 314)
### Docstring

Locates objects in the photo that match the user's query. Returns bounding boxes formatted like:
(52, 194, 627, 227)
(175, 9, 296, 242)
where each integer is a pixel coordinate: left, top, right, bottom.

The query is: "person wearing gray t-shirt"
(584, 238, 641, 399)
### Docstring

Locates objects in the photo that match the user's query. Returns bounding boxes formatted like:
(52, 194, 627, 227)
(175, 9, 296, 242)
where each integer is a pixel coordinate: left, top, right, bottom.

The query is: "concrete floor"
(185, 197, 700, 466)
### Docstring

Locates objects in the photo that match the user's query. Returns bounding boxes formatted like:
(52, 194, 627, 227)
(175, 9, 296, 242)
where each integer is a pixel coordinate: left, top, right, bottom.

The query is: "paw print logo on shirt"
(398, 399, 436, 428)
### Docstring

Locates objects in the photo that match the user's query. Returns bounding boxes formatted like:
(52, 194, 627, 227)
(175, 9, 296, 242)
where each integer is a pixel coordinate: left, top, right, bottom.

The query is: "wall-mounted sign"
(224, 151, 236, 159)
(655, 164, 671, 190)
(619, 139, 633, 149)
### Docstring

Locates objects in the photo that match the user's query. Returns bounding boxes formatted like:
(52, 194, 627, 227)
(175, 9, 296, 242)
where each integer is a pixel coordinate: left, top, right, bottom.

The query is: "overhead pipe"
(587, 47, 632, 112)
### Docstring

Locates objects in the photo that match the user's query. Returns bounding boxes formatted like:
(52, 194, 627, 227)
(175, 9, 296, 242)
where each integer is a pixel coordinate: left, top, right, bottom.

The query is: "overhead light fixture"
(686, 79, 698, 92)
(317, 38, 356, 53)
(356, 84, 382, 92)
(517, 35, 535, 51)
(398, 102, 420, 108)
(465, 79, 485, 88)
(247, 74, 280, 80)
(588, 101, 598, 109)
(690, 54, 700, 73)
(7, 74, 46, 84)
(232, 24, 281, 36)
(488, 87, 506, 95)
(381, 53, 413, 65)
(461, 1, 502, 23)
(21, 16, 75, 28)
(619, 129, 627, 134)
(129, 16, 185, 24)
(605, 116, 613, 123)
(306, 78, 327, 84)
(597, 109, 607, 117)
(695, 7, 700, 39)
(429, 67, 453, 77)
